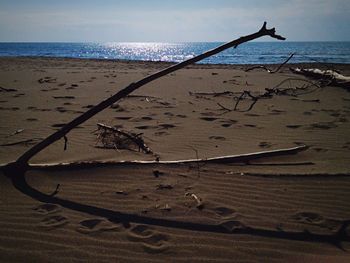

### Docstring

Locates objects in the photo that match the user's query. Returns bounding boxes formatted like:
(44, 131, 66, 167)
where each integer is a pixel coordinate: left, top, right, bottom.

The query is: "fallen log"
(290, 68, 350, 89)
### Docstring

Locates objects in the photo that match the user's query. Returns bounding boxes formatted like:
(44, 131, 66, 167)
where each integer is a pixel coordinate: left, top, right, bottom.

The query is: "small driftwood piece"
(290, 68, 350, 89)
(189, 91, 236, 97)
(245, 53, 294, 73)
(185, 193, 204, 209)
(3, 22, 286, 174)
(96, 123, 153, 154)
(6, 129, 24, 137)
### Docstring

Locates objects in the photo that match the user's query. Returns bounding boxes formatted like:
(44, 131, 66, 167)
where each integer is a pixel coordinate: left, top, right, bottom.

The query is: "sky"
(0, 0, 349, 42)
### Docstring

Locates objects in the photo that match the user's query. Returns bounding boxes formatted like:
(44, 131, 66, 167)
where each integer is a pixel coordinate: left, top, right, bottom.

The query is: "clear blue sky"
(0, 0, 349, 42)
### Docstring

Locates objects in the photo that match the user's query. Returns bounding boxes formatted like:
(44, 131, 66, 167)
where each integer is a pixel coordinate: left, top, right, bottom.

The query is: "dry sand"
(1, 57, 350, 262)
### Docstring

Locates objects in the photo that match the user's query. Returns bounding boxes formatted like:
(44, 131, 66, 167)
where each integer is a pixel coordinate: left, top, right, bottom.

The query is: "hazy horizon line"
(1, 40, 350, 43)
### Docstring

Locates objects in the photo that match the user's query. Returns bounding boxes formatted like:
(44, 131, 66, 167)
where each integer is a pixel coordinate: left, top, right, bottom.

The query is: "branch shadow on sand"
(6, 169, 350, 251)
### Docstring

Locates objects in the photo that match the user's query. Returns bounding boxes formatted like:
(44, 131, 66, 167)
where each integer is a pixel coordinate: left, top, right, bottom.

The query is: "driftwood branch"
(290, 68, 350, 89)
(1, 145, 307, 171)
(245, 53, 294, 73)
(4, 22, 286, 173)
(213, 78, 324, 112)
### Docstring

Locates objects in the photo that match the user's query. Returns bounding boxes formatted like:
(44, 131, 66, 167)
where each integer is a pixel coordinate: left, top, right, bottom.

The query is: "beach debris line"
(5, 22, 286, 171)
(290, 68, 350, 89)
(95, 123, 154, 154)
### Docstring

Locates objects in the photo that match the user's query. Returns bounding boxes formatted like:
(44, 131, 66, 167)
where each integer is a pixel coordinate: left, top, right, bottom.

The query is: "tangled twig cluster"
(95, 123, 153, 154)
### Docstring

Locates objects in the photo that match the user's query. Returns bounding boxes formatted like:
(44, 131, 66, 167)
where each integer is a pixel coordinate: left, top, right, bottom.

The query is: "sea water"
(0, 42, 349, 64)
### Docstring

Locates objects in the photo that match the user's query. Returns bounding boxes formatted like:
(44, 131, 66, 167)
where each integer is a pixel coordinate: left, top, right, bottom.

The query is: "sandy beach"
(1, 57, 350, 262)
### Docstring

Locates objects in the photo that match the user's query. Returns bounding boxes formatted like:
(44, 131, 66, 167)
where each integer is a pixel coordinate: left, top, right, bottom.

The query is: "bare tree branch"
(3, 22, 286, 173)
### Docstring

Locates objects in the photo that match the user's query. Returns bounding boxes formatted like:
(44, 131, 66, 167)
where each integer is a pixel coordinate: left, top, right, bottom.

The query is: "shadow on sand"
(6, 169, 350, 251)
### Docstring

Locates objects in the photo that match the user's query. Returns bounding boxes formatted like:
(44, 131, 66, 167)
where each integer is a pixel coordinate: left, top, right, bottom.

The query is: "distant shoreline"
(0, 56, 349, 68)
(1, 42, 349, 64)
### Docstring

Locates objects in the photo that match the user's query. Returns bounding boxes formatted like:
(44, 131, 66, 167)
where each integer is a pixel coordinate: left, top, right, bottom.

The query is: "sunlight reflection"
(102, 42, 195, 62)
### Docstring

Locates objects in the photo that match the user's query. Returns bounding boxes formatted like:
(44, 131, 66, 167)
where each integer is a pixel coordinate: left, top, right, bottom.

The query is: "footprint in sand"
(38, 77, 57, 84)
(244, 124, 257, 128)
(82, 104, 94, 109)
(51, 123, 66, 128)
(310, 122, 337, 130)
(220, 119, 238, 128)
(154, 131, 169, 136)
(245, 113, 260, 117)
(76, 218, 121, 234)
(135, 125, 156, 130)
(303, 111, 313, 116)
(53, 96, 75, 100)
(291, 212, 324, 224)
(33, 203, 61, 215)
(342, 142, 350, 150)
(286, 124, 302, 129)
(141, 116, 153, 121)
(26, 118, 38, 122)
(158, 123, 176, 130)
(110, 104, 127, 112)
(209, 136, 226, 141)
(115, 116, 132, 120)
(313, 147, 328, 152)
(55, 107, 67, 113)
(200, 111, 218, 117)
(39, 215, 69, 229)
(213, 207, 236, 218)
(219, 220, 246, 233)
(337, 117, 348, 123)
(268, 109, 286, 115)
(200, 117, 219, 122)
(259, 141, 272, 148)
(291, 211, 340, 231)
(127, 225, 170, 253)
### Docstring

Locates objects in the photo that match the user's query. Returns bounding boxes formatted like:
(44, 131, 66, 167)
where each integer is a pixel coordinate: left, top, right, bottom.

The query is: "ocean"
(0, 42, 349, 64)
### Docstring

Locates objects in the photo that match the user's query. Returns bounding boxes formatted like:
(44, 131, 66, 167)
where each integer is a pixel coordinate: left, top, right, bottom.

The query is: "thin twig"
(245, 53, 294, 73)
